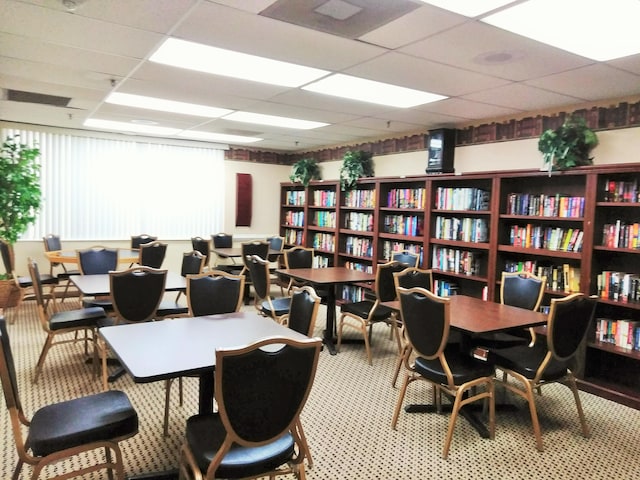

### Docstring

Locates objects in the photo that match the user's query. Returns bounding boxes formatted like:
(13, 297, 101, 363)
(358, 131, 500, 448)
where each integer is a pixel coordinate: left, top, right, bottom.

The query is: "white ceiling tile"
(461, 83, 585, 111)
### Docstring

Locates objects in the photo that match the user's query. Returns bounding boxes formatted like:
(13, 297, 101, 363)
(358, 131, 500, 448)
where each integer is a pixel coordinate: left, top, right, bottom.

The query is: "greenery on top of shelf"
(538, 115, 599, 174)
(340, 150, 374, 190)
(289, 157, 321, 187)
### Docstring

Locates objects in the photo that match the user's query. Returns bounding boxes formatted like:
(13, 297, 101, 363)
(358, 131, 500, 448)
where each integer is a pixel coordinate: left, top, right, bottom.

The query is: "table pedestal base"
(127, 469, 178, 480)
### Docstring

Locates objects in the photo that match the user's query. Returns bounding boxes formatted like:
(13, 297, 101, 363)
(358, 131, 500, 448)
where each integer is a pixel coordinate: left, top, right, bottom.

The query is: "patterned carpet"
(2, 296, 639, 480)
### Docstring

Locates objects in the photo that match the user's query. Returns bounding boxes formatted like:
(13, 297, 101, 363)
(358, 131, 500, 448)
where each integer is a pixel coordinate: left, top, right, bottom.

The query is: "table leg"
(198, 370, 214, 414)
(405, 403, 494, 438)
(322, 286, 337, 355)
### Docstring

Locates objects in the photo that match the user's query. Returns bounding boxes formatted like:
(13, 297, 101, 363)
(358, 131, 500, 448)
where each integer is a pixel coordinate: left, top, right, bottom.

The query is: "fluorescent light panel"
(482, 0, 640, 61)
(177, 130, 262, 143)
(83, 119, 180, 136)
(303, 73, 447, 108)
(418, 0, 516, 17)
(150, 38, 330, 88)
(106, 92, 232, 118)
(223, 111, 328, 130)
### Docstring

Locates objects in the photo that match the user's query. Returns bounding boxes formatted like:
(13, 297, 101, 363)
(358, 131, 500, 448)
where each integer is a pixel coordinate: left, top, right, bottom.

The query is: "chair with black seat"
(266, 235, 285, 284)
(28, 258, 107, 384)
(211, 232, 234, 269)
(337, 261, 407, 365)
(130, 233, 157, 250)
(138, 241, 167, 269)
(391, 250, 420, 268)
(76, 246, 118, 311)
(239, 240, 270, 302)
(191, 236, 211, 271)
(246, 254, 291, 322)
(0, 316, 139, 480)
(42, 234, 80, 301)
(282, 246, 315, 293)
(174, 250, 205, 302)
(391, 286, 495, 459)
(493, 293, 597, 452)
(279, 286, 321, 336)
(178, 336, 321, 480)
(163, 270, 246, 436)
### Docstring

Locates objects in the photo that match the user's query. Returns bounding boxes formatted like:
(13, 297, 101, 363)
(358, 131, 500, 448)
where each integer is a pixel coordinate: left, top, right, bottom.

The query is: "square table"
(71, 271, 186, 296)
(275, 267, 375, 355)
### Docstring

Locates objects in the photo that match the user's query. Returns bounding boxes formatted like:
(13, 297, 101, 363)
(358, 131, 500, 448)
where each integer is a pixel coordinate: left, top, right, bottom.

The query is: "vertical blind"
(3, 127, 225, 241)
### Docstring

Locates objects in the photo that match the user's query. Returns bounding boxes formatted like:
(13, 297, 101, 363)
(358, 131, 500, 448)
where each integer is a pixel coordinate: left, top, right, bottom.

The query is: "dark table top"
(275, 267, 375, 285)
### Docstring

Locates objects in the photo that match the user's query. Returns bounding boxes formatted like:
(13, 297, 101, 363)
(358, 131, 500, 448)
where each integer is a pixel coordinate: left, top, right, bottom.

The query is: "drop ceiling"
(1, 0, 639, 152)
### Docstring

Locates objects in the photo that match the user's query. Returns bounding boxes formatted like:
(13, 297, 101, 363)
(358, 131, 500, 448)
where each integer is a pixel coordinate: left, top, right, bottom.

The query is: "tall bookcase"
(279, 163, 640, 408)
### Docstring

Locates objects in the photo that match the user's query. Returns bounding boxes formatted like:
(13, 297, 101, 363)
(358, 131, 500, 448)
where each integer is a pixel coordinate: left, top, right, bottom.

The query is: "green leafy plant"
(340, 150, 374, 190)
(538, 116, 599, 175)
(0, 135, 42, 245)
(289, 157, 321, 187)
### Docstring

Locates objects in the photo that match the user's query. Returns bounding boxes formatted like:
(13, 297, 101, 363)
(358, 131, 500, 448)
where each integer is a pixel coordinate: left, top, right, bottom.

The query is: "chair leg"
(336, 314, 345, 352)
(391, 344, 409, 388)
(362, 322, 372, 366)
(391, 373, 413, 429)
(442, 390, 465, 459)
(523, 380, 544, 451)
(164, 378, 173, 437)
(33, 333, 55, 383)
(566, 374, 590, 438)
(296, 419, 314, 468)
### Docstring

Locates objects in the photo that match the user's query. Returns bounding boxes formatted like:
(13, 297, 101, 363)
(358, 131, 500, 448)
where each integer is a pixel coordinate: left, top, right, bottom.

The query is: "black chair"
(211, 232, 234, 268)
(0, 316, 139, 480)
(138, 241, 167, 269)
(493, 293, 597, 452)
(280, 285, 321, 337)
(163, 270, 246, 436)
(178, 336, 321, 480)
(42, 234, 80, 300)
(28, 258, 107, 384)
(76, 246, 118, 310)
(391, 250, 420, 268)
(174, 250, 205, 302)
(392, 286, 495, 459)
(282, 246, 315, 293)
(130, 233, 157, 249)
(191, 236, 211, 270)
(337, 261, 406, 365)
(246, 254, 290, 321)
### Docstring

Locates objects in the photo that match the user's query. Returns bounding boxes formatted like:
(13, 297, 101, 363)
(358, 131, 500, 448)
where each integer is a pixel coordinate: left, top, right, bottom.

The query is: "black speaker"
(426, 129, 455, 174)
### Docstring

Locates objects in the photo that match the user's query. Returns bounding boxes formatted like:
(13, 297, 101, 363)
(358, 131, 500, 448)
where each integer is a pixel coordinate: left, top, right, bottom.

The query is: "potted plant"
(340, 150, 374, 190)
(0, 135, 42, 308)
(289, 157, 321, 187)
(538, 115, 599, 175)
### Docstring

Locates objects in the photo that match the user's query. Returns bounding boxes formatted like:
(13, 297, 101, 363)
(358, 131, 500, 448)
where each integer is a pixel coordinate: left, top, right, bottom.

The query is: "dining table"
(275, 267, 376, 355)
(383, 294, 548, 438)
(210, 247, 283, 260)
(45, 248, 140, 265)
(71, 270, 186, 296)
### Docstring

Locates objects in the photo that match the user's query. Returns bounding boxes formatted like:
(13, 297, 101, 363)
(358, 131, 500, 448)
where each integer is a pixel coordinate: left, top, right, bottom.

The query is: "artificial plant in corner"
(340, 150, 374, 190)
(538, 115, 599, 175)
(289, 157, 321, 187)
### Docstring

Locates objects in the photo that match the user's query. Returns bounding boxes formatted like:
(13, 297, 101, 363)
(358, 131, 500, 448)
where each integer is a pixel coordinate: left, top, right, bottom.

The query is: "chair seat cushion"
(156, 300, 189, 317)
(49, 306, 106, 330)
(28, 390, 138, 457)
(341, 300, 393, 322)
(186, 413, 295, 478)
(415, 344, 495, 385)
(492, 342, 568, 381)
(82, 298, 113, 311)
(261, 297, 291, 317)
(18, 274, 58, 288)
(56, 270, 81, 279)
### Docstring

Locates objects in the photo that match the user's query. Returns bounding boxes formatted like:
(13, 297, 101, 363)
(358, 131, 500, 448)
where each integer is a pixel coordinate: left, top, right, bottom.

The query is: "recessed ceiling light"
(302, 73, 447, 108)
(482, 0, 640, 61)
(83, 119, 180, 136)
(223, 111, 328, 130)
(150, 38, 330, 88)
(177, 130, 262, 143)
(105, 92, 232, 118)
(417, 0, 516, 17)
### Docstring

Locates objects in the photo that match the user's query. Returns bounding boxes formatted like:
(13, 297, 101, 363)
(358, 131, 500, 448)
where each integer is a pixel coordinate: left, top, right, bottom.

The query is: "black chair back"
(181, 250, 205, 277)
(43, 234, 62, 252)
(110, 267, 166, 323)
(139, 241, 167, 269)
(241, 241, 269, 269)
(375, 261, 408, 302)
(391, 250, 420, 268)
(398, 287, 450, 359)
(548, 294, 597, 361)
(394, 267, 433, 291)
(0, 238, 14, 276)
(212, 233, 233, 249)
(131, 234, 157, 249)
(284, 246, 314, 269)
(77, 247, 118, 275)
(501, 272, 545, 311)
(0, 317, 22, 413)
(187, 272, 245, 317)
(26, 258, 46, 308)
(245, 255, 270, 299)
(191, 237, 211, 267)
(287, 286, 320, 336)
(266, 236, 284, 262)
(216, 336, 321, 445)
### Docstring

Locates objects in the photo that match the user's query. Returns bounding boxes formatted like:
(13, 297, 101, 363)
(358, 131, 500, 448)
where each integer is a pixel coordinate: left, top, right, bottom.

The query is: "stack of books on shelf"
(382, 214, 423, 236)
(285, 190, 305, 206)
(312, 255, 330, 268)
(432, 246, 481, 276)
(601, 220, 640, 249)
(284, 210, 304, 227)
(341, 284, 368, 303)
(312, 233, 335, 253)
(381, 241, 423, 264)
(386, 187, 425, 209)
(344, 236, 373, 258)
(508, 224, 583, 252)
(433, 279, 459, 297)
(503, 262, 580, 293)
(434, 216, 488, 242)
(603, 179, 639, 202)
(312, 189, 336, 207)
(344, 212, 374, 231)
(506, 193, 585, 217)
(598, 271, 640, 303)
(342, 261, 373, 273)
(283, 229, 303, 246)
(312, 211, 336, 228)
(434, 187, 489, 211)
(343, 189, 375, 208)
(595, 318, 640, 350)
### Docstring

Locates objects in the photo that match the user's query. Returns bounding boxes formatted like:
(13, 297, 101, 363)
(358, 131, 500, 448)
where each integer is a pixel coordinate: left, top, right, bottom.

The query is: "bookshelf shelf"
(497, 245, 582, 259)
(431, 238, 490, 250)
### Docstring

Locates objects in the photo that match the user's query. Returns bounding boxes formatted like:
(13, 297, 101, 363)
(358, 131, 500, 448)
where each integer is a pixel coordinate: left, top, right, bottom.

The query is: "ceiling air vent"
(7, 89, 71, 107)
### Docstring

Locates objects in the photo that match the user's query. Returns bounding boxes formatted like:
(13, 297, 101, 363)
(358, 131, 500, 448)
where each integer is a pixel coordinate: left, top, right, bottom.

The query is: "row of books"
(285, 190, 305, 206)
(601, 221, 640, 249)
(312, 189, 336, 207)
(503, 261, 581, 292)
(343, 189, 376, 208)
(602, 179, 639, 203)
(433, 216, 488, 243)
(312, 255, 330, 268)
(311, 233, 335, 253)
(380, 241, 423, 263)
(341, 285, 369, 303)
(505, 193, 585, 218)
(595, 318, 640, 350)
(434, 187, 490, 211)
(343, 236, 373, 258)
(283, 229, 303, 246)
(597, 271, 640, 303)
(382, 215, 424, 237)
(283, 210, 304, 227)
(386, 187, 425, 209)
(343, 261, 373, 273)
(433, 279, 459, 297)
(312, 210, 336, 228)
(507, 224, 583, 252)
(431, 246, 482, 276)
(343, 212, 374, 232)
